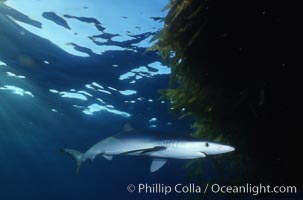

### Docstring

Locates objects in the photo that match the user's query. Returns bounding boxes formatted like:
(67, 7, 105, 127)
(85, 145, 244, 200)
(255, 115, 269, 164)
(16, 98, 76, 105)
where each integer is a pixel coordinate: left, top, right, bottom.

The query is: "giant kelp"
(153, 0, 300, 188)
(151, 0, 217, 138)
(151, 0, 248, 184)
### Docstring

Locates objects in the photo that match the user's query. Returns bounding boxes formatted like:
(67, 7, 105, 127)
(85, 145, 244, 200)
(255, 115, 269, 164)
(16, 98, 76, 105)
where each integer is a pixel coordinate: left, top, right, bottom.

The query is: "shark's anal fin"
(150, 158, 168, 173)
(103, 155, 113, 160)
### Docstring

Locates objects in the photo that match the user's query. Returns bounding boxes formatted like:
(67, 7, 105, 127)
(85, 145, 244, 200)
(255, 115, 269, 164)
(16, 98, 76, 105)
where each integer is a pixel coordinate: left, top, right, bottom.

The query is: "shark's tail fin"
(61, 149, 85, 175)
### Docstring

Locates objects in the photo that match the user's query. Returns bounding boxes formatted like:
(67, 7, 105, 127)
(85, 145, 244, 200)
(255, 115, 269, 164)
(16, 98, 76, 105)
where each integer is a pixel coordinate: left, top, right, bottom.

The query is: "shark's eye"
(205, 142, 209, 147)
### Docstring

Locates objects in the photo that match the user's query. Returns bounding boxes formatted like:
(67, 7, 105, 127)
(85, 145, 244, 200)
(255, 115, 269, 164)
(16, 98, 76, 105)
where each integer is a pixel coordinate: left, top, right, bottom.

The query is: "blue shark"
(62, 123, 235, 174)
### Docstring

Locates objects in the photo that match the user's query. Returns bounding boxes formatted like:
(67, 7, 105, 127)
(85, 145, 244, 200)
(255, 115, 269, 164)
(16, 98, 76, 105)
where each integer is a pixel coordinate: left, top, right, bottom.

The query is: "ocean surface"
(0, 1, 197, 199)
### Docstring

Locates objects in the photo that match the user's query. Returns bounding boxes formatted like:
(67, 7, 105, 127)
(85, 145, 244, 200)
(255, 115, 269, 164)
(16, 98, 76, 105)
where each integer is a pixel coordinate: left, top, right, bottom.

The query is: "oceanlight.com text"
(210, 183, 297, 196)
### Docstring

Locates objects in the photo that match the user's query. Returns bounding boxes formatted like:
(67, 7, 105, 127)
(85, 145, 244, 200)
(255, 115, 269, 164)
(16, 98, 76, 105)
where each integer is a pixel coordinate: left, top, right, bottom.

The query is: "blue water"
(2, 1, 302, 200)
(0, 1, 198, 199)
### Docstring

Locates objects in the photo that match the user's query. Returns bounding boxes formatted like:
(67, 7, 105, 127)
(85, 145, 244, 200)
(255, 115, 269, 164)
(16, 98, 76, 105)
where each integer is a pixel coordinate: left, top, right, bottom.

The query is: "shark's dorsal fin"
(103, 155, 113, 160)
(150, 158, 168, 173)
(122, 122, 135, 132)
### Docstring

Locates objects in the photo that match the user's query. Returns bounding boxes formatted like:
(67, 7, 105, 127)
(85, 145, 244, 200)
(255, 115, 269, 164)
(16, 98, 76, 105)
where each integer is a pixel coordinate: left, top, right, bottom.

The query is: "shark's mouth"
(200, 152, 207, 157)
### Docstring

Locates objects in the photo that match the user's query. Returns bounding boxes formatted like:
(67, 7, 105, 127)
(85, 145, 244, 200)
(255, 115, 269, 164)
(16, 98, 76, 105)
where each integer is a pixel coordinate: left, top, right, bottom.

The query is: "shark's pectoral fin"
(103, 155, 113, 160)
(150, 158, 168, 173)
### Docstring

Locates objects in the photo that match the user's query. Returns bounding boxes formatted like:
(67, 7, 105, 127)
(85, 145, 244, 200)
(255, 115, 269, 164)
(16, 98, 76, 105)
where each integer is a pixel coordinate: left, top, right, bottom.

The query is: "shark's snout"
(218, 145, 235, 153)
